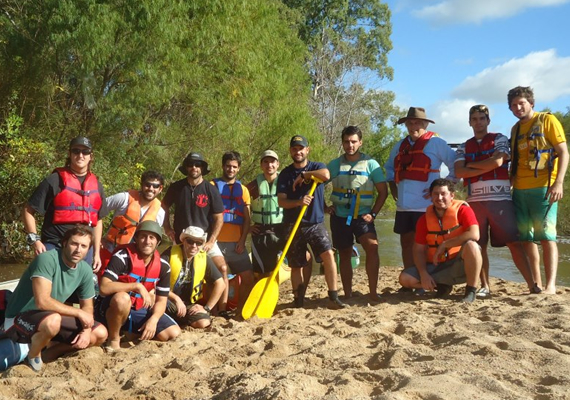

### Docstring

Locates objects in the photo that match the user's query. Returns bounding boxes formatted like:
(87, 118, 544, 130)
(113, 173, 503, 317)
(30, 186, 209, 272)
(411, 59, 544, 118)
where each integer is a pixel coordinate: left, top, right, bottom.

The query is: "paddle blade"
(242, 277, 279, 320)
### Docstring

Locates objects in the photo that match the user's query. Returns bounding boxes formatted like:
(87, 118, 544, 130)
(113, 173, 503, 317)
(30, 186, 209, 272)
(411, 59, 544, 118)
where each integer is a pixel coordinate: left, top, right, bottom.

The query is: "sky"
(380, 0, 570, 145)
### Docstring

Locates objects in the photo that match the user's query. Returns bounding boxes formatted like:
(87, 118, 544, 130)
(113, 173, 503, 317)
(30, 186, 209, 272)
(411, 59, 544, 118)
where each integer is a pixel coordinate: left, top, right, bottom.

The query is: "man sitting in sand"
(161, 226, 225, 329)
(3, 225, 108, 372)
(95, 221, 180, 350)
(398, 178, 482, 302)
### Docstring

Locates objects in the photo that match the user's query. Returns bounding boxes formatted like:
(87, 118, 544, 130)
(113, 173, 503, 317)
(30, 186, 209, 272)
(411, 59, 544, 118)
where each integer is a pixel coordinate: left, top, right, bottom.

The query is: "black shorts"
(165, 300, 211, 326)
(287, 223, 333, 268)
(251, 224, 285, 274)
(394, 211, 425, 234)
(330, 214, 377, 249)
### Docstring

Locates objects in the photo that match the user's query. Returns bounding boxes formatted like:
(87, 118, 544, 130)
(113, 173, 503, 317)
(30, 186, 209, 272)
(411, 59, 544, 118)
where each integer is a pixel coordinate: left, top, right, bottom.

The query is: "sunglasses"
(186, 161, 202, 168)
(143, 182, 161, 189)
(184, 238, 204, 246)
(70, 148, 92, 155)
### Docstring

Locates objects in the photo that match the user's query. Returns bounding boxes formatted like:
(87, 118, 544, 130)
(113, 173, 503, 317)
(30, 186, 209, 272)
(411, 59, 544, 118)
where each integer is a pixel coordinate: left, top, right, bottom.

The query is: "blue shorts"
(512, 188, 558, 241)
(330, 214, 377, 249)
(469, 200, 519, 247)
(287, 223, 333, 268)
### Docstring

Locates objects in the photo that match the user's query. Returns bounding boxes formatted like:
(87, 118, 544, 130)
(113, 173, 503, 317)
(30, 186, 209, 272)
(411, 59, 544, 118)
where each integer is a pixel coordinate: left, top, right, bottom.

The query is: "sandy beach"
(2, 267, 570, 400)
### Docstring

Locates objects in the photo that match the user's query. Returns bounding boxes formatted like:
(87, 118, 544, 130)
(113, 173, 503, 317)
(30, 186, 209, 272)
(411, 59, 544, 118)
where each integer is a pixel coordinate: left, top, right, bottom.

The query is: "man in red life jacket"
(398, 179, 482, 303)
(22, 136, 108, 272)
(454, 105, 537, 296)
(96, 221, 180, 351)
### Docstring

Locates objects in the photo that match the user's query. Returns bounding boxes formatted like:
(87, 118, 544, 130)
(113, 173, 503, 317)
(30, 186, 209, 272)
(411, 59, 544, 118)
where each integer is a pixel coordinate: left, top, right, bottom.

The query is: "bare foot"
(368, 293, 382, 302)
(543, 286, 557, 295)
(104, 339, 121, 352)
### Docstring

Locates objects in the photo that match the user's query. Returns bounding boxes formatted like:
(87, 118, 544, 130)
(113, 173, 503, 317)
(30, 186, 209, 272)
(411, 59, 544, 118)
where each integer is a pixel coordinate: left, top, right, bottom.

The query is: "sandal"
(475, 287, 491, 298)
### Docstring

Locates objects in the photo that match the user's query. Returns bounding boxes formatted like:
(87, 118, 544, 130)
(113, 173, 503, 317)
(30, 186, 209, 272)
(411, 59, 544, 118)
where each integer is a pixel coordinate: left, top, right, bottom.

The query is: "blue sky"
(380, 0, 570, 145)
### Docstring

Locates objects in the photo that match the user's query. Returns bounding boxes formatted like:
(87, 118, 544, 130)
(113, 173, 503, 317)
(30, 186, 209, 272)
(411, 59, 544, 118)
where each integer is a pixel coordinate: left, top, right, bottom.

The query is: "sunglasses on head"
(469, 104, 489, 115)
(184, 238, 204, 246)
(143, 182, 161, 189)
(70, 148, 92, 155)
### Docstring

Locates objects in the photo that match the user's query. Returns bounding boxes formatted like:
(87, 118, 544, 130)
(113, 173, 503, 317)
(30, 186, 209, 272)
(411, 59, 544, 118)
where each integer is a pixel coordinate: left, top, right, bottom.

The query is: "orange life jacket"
(463, 134, 509, 189)
(425, 200, 467, 263)
(52, 167, 102, 226)
(394, 132, 440, 183)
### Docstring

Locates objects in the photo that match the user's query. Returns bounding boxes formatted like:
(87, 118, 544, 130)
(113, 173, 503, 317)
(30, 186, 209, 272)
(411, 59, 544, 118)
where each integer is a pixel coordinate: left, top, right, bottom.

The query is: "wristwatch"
(371, 212, 377, 219)
(26, 233, 40, 246)
(203, 305, 211, 314)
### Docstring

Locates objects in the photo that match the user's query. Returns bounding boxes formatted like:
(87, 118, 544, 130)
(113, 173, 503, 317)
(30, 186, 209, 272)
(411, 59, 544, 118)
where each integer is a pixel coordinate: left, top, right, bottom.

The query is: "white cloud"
(412, 0, 570, 26)
(429, 99, 476, 145)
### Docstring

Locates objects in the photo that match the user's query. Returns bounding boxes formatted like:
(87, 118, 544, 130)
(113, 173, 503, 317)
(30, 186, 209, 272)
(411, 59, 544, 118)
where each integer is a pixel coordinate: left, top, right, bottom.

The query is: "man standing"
(326, 126, 388, 301)
(22, 136, 108, 271)
(385, 107, 456, 270)
(508, 86, 569, 294)
(161, 226, 225, 329)
(398, 179, 482, 303)
(161, 152, 231, 317)
(4, 225, 108, 372)
(277, 135, 347, 309)
(96, 221, 180, 351)
(455, 105, 536, 296)
(211, 151, 254, 315)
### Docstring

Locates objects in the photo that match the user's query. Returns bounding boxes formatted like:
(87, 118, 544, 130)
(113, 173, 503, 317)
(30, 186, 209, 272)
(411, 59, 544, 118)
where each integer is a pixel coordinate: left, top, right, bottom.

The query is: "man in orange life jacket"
(22, 136, 108, 272)
(102, 170, 165, 256)
(454, 104, 537, 297)
(385, 108, 456, 271)
(95, 221, 180, 351)
(398, 178, 482, 303)
(508, 86, 569, 294)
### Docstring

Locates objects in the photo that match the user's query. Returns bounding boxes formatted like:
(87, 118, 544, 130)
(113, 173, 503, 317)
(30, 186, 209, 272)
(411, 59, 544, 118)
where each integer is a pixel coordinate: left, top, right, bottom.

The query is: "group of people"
(1, 85, 567, 372)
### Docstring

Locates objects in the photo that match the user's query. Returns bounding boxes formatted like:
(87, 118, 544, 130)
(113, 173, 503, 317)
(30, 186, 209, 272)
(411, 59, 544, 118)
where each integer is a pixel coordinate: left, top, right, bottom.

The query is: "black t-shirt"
(27, 171, 108, 246)
(162, 178, 224, 243)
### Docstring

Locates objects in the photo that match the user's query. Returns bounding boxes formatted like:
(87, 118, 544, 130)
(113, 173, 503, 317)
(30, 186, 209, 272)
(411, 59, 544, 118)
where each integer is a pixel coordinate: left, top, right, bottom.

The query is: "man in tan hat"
(385, 107, 456, 272)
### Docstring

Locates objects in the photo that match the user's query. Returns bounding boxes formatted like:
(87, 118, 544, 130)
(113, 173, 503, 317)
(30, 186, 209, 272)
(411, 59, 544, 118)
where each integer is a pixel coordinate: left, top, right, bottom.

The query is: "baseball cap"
(289, 135, 309, 148)
(260, 150, 279, 161)
(69, 136, 92, 149)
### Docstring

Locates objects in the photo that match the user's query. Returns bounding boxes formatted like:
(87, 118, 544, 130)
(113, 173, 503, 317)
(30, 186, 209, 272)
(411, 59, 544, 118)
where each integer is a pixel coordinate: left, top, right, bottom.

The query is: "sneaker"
(328, 297, 348, 309)
(435, 284, 453, 298)
(414, 288, 427, 296)
(476, 287, 491, 298)
(461, 291, 477, 303)
(27, 355, 43, 373)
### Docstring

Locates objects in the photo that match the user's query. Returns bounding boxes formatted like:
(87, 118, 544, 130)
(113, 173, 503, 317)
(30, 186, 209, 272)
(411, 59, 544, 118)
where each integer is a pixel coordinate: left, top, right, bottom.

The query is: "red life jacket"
(463, 133, 509, 188)
(394, 132, 440, 183)
(117, 244, 162, 310)
(52, 167, 102, 226)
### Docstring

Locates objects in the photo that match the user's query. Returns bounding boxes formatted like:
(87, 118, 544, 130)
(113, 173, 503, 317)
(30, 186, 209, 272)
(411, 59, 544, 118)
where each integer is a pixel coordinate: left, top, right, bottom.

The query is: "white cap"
(179, 226, 207, 243)
(260, 150, 279, 161)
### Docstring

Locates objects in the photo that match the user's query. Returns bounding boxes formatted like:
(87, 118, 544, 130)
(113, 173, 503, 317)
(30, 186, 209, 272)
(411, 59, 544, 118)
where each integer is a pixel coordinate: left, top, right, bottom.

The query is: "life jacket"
(463, 134, 510, 193)
(169, 244, 207, 305)
(214, 179, 245, 225)
(116, 244, 162, 310)
(251, 174, 282, 225)
(511, 112, 557, 185)
(330, 154, 375, 225)
(394, 132, 440, 183)
(425, 200, 467, 264)
(52, 167, 102, 226)
(105, 190, 162, 247)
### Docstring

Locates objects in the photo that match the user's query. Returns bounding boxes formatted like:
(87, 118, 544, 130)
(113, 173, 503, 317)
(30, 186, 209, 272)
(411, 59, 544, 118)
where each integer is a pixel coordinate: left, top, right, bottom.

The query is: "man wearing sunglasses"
(22, 136, 108, 272)
(161, 226, 225, 329)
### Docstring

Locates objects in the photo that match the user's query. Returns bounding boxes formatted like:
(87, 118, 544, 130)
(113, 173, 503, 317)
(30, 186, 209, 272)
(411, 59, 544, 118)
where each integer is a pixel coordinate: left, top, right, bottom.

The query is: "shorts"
(94, 295, 177, 336)
(394, 211, 425, 234)
(469, 200, 519, 247)
(251, 225, 284, 274)
(330, 214, 377, 249)
(5, 310, 103, 344)
(287, 223, 333, 268)
(512, 187, 558, 241)
(207, 242, 223, 258)
(165, 300, 210, 326)
(217, 242, 253, 274)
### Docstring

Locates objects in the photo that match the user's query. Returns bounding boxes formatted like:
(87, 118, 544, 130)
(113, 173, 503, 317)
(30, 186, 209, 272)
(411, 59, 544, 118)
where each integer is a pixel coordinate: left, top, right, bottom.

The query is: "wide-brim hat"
(178, 152, 210, 175)
(397, 107, 435, 125)
(180, 226, 208, 243)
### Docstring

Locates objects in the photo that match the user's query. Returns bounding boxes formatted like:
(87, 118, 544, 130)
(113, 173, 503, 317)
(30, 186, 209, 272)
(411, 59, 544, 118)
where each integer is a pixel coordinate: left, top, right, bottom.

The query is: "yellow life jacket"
(425, 200, 467, 263)
(169, 245, 207, 304)
(511, 112, 556, 178)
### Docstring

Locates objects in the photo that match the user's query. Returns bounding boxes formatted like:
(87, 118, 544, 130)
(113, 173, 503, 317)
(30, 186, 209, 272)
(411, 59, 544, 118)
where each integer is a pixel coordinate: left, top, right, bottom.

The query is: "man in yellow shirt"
(509, 86, 568, 294)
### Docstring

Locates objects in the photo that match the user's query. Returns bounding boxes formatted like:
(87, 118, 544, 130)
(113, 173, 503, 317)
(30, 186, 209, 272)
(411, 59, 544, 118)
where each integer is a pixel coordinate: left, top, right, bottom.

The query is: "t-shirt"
(277, 161, 327, 224)
(210, 181, 251, 243)
(28, 171, 108, 246)
(102, 248, 171, 298)
(415, 203, 479, 245)
(6, 249, 95, 318)
(162, 179, 224, 243)
(327, 154, 386, 217)
(512, 112, 567, 190)
(455, 133, 512, 202)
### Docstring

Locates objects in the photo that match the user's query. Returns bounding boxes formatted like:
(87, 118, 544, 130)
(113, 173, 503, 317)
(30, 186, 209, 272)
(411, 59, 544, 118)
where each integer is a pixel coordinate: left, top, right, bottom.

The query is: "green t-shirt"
(6, 249, 95, 318)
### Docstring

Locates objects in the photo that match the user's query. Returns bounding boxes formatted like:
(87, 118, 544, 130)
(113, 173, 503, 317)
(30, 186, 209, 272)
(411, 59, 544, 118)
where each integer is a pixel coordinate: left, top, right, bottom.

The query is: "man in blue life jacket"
(161, 226, 225, 329)
(454, 105, 537, 296)
(211, 151, 254, 316)
(326, 126, 388, 301)
(95, 221, 180, 351)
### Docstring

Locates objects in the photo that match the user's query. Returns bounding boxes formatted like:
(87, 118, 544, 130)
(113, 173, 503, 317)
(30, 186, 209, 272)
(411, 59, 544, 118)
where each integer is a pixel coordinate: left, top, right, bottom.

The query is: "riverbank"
(2, 267, 570, 399)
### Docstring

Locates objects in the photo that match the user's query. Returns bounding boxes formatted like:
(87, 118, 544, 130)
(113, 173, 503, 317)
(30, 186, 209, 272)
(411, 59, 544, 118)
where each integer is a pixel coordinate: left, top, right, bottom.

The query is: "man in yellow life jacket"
(161, 226, 225, 329)
(398, 179, 482, 303)
(508, 86, 569, 294)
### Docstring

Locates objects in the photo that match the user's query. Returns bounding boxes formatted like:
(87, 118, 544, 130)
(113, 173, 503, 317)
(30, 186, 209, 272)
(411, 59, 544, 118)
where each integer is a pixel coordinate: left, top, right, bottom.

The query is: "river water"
(1, 218, 570, 286)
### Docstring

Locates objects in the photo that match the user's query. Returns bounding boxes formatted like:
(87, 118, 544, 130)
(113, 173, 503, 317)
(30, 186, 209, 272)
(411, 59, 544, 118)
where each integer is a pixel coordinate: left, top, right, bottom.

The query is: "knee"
(191, 319, 211, 329)
(109, 292, 132, 313)
(398, 272, 415, 288)
(239, 270, 254, 286)
(92, 324, 108, 345)
(40, 313, 62, 337)
(463, 240, 481, 258)
(158, 325, 181, 342)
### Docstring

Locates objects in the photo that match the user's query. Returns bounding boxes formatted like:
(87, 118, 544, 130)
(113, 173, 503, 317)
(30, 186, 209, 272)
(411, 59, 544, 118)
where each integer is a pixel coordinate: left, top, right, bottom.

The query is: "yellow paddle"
(242, 176, 321, 320)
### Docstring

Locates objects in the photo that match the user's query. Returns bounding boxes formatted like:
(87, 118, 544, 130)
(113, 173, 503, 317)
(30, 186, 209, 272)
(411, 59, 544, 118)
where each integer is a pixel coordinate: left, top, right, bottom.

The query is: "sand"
(1, 267, 570, 400)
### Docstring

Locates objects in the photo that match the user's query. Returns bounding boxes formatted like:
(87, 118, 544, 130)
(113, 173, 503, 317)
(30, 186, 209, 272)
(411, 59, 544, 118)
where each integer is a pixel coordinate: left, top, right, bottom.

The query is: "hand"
(174, 296, 186, 318)
(419, 271, 437, 291)
(77, 309, 94, 330)
(186, 304, 206, 316)
(235, 240, 246, 254)
(292, 174, 308, 191)
(165, 227, 176, 243)
(92, 254, 102, 273)
(139, 316, 158, 340)
(362, 213, 374, 223)
(547, 181, 564, 204)
(203, 240, 214, 253)
(33, 240, 47, 256)
(300, 195, 313, 207)
(250, 224, 261, 235)
(136, 284, 154, 309)
(325, 205, 335, 215)
(422, 187, 430, 200)
(433, 242, 447, 266)
(71, 329, 91, 349)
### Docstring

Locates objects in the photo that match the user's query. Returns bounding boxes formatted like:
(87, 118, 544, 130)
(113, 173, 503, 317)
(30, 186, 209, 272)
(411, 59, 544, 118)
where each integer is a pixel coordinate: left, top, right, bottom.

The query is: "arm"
(168, 291, 187, 318)
(22, 204, 46, 255)
(548, 142, 569, 203)
(188, 277, 225, 315)
(363, 181, 388, 223)
(292, 168, 329, 191)
(388, 181, 398, 202)
(433, 224, 480, 265)
(99, 276, 153, 309)
(454, 152, 508, 179)
(91, 219, 103, 272)
(72, 298, 96, 349)
(236, 204, 250, 254)
(139, 295, 168, 340)
(412, 242, 436, 291)
(277, 192, 311, 209)
(204, 213, 223, 252)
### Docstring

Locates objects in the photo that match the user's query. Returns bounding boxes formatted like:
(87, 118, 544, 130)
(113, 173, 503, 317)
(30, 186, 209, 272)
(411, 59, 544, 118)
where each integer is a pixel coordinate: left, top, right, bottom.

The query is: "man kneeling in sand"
(161, 226, 225, 328)
(398, 179, 482, 302)
(96, 221, 180, 350)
